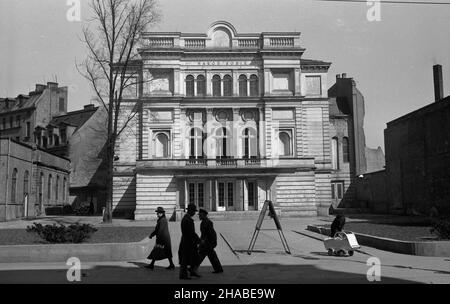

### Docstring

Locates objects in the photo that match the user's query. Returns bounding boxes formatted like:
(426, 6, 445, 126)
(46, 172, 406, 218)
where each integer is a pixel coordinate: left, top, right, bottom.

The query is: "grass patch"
(0, 226, 153, 246)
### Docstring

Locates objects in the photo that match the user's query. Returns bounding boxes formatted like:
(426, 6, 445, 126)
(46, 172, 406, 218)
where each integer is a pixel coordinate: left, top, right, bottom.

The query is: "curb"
(307, 225, 450, 257)
(0, 238, 152, 263)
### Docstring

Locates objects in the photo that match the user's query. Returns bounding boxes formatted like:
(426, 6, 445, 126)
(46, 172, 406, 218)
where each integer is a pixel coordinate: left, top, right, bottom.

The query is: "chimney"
(35, 84, 46, 93)
(341, 73, 347, 78)
(433, 64, 444, 102)
(47, 82, 58, 90)
(336, 74, 341, 80)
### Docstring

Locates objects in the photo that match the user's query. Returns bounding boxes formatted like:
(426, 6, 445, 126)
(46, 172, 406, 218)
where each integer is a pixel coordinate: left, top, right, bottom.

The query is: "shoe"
(212, 269, 224, 274)
(166, 265, 175, 270)
(189, 271, 201, 278)
(145, 264, 154, 270)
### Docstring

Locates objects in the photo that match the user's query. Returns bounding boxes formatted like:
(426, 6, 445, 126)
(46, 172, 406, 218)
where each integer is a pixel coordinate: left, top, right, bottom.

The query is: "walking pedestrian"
(146, 207, 175, 270)
(178, 203, 201, 280)
(197, 208, 223, 273)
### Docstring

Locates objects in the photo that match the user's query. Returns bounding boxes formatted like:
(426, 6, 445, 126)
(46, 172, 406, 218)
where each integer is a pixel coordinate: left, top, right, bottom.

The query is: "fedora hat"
(199, 208, 208, 215)
(155, 207, 165, 213)
(187, 204, 197, 212)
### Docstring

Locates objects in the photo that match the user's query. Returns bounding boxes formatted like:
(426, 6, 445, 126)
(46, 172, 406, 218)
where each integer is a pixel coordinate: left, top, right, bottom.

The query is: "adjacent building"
(0, 138, 70, 220)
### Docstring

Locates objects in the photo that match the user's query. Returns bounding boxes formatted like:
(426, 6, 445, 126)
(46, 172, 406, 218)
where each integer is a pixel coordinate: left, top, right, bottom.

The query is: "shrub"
(26, 222, 97, 243)
(430, 217, 450, 240)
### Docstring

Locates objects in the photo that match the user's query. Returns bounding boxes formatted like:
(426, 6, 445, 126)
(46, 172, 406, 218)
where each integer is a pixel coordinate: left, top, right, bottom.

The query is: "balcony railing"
(136, 157, 316, 170)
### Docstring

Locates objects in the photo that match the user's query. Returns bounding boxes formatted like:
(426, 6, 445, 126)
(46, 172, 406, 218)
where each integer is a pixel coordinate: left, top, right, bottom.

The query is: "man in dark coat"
(197, 208, 223, 273)
(178, 203, 201, 280)
(147, 207, 175, 270)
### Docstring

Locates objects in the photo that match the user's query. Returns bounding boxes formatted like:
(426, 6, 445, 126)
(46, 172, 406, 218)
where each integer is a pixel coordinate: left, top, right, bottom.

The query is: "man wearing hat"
(178, 203, 201, 280)
(147, 207, 175, 270)
(197, 208, 223, 273)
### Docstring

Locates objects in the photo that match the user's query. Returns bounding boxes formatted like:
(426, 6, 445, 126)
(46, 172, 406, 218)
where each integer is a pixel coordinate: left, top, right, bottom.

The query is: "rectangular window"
(218, 183, 225, 207)
(227, 183, 234, 207)
(26, 122, 31, 138)
(331, 181, 344, 200)
(305, 75, 322, 96)
(9, 117, 13, 128)
(248, 182, 255, 207)
(189, 183, 195, 205)
(198, 183, 204, 208)
(59, 98, 65, 112)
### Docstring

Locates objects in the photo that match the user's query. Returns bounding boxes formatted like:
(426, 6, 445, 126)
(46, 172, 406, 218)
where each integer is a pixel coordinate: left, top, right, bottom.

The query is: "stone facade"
(0, 138, 70, 221)
(112, 21, 362, 220)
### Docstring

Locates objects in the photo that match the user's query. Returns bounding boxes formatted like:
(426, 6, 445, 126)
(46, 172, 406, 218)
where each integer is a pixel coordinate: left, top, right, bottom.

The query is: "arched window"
(11, 168, 18, 204)
(343, 137, 350, 163)
(223, 75, 232, 96)
(185, 75, 194, 97)
(278, 131, 292, 157)
(331, 137, 339, 170)
(63, 177, 67, 202)
(48, 174, 52, 201)
(23, 170, 29, 198)
(189, 128, 203, 159)
(243, 128, 258, 158)
(216, 127, 229, 158)
(239, 75, 247, 97)
(155, 133, 169, 158)
(212, 75, 221, 97)
(250, 75, 259, 96)
(196, 75, 206, 96)
(56, 175, 60, 201)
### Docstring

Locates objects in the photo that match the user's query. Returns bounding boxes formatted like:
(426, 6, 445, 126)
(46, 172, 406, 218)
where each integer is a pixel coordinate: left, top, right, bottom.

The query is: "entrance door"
(188, 182, 205, 209)
(331, 181, 344, 209)
(218, 181, 234, 211)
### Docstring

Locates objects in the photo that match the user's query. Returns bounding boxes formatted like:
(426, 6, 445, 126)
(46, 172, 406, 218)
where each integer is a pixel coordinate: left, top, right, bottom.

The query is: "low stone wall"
(307, 225, 450, 257)
(0, 238, 152, 263)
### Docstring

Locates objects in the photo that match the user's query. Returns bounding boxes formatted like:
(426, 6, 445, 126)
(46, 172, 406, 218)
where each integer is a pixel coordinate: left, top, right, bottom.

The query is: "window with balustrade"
(197, 75, 206, 96)
(216, 127, 229, 158)
(239, 75, 247, 97)
(189, 128, 204, 159)
(243, 127, 258, 158)
(185, 75, 194, 97)
(250, 75, 259, 96)
(223, 75, 232, 96)
(212, 75, 221, 97)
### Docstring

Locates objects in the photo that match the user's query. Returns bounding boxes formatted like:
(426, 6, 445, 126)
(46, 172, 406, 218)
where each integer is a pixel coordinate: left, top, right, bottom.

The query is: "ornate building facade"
(113, 21, 338, 220)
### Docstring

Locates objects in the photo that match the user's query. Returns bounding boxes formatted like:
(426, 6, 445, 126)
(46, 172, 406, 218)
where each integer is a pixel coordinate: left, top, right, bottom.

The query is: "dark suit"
(178, 214, 200, 278)
(198, 217, 223, 272)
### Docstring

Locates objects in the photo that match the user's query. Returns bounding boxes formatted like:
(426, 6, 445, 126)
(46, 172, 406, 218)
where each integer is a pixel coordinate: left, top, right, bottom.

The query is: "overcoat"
(178, 214, 200, 265)
(200, 218, 217, 252)
(150, 215, 173, 258)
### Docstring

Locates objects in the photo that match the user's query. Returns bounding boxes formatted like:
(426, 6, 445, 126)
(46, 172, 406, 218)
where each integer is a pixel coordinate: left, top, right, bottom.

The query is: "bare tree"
(78, 0, 160, 222)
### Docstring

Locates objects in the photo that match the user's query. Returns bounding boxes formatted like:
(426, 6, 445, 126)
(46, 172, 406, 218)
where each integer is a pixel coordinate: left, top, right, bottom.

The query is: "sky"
(1, 0, 449, 150)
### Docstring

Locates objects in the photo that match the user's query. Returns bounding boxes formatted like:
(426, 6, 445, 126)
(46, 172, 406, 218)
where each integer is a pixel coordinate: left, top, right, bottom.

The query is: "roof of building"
(300, 59, 332, 66)
(50, 105, 98, 131)
(0, 94, 40, 114)
(387, 95, 450, 127)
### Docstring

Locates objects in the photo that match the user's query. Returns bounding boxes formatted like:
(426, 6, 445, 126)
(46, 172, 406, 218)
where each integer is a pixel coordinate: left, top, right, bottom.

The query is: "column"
(206, 108, 214, 159)
(220, 79, 224, 97)
(194, 78, 198, 96)
(215, 179, 219, 212)
(243, 180, 249, 211)
(232, 70, 239, 96)
(180, 109, 188, 158)
(174, 68, 180, 96)
(206, 71, 213, 96)
(264, 68, 271, 95)
(294, 68, 301, 96)
(247, 75, 251, 96)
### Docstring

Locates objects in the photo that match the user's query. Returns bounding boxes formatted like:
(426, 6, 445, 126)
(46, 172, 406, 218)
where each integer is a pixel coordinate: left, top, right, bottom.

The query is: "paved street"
(0, 217, 449, 283)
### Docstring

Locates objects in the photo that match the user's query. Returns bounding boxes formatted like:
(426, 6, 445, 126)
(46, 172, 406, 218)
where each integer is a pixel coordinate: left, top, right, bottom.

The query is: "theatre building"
(113, 21, 342, 220)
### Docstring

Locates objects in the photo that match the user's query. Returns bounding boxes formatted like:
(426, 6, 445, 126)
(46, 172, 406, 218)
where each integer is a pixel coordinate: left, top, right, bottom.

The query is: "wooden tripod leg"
(247, 228, 260, 255)
(278, 229, 291, 254)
